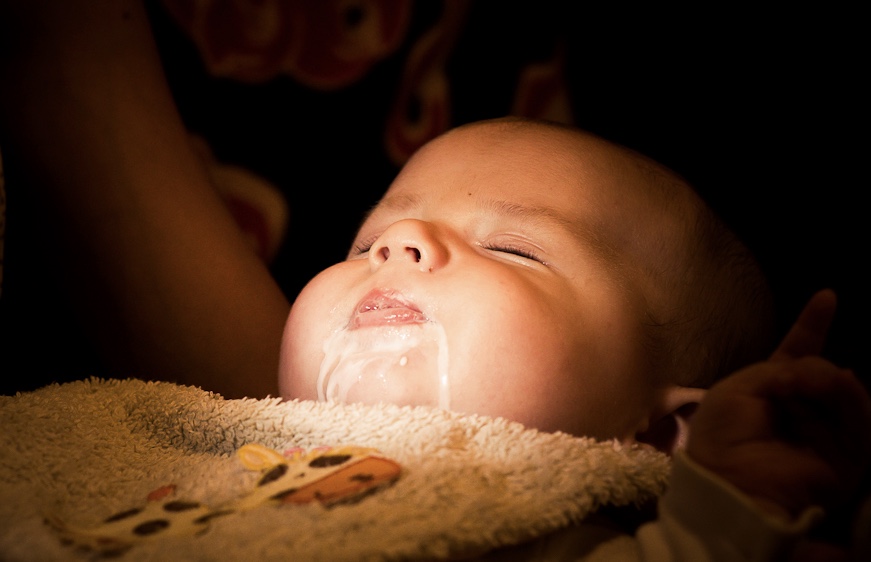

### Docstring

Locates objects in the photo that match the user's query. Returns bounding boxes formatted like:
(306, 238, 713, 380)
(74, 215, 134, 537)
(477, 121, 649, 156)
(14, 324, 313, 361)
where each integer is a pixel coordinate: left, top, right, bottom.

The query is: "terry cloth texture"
(0, 378, 670, 561)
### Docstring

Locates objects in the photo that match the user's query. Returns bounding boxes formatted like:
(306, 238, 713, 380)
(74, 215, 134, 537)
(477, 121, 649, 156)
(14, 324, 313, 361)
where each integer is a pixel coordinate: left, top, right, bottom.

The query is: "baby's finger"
(771, 289, 837, 361)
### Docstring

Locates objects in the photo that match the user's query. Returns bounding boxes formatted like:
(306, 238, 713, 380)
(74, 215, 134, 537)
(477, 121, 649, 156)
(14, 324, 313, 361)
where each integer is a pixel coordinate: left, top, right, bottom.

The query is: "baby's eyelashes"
(349, 234, 381, 259)
(482, 243, 545, 264)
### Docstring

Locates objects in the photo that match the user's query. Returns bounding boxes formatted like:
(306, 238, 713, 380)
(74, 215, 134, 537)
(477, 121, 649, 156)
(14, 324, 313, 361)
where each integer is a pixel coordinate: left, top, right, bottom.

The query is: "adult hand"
(686, 290, 871, 520)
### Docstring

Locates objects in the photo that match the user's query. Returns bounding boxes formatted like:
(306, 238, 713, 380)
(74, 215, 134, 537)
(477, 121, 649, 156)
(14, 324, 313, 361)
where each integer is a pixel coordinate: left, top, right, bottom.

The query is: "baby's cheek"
(277, 308, 321, 401)
(277, 356, 320, 401)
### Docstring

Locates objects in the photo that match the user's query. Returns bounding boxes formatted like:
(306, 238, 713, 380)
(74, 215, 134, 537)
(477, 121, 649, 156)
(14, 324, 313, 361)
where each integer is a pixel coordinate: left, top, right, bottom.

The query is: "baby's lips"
(350, 288, 427, 329)
(352, 307, 428, 329)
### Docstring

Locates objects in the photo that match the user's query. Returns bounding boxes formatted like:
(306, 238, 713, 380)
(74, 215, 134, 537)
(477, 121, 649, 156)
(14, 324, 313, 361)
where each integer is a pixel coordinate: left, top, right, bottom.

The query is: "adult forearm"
(0, 0, 290, 398)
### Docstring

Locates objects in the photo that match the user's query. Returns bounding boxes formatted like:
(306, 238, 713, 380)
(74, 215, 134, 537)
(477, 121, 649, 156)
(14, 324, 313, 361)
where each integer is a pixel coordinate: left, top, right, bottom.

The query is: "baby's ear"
(634, 386, 706, 455)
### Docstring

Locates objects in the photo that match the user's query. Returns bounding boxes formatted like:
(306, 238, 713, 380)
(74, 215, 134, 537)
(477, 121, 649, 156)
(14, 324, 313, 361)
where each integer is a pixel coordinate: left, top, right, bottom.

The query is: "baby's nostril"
(407, 247, 422, 262)
(379, 247, 391, 261)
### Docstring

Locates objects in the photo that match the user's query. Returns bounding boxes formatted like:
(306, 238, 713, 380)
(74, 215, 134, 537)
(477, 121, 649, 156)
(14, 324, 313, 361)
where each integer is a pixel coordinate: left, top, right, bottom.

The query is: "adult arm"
(0, 0, 290, 397)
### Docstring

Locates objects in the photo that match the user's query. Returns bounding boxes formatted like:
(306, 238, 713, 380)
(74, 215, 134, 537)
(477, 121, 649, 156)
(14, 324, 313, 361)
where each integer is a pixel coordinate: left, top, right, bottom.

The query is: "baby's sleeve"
(515, 450, 823, 562)
(633, 450, 823, 562)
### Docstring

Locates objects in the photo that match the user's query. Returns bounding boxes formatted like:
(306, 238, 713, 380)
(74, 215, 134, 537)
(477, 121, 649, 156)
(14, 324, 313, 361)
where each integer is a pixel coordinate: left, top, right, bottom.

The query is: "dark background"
(1, 2, 866, 393)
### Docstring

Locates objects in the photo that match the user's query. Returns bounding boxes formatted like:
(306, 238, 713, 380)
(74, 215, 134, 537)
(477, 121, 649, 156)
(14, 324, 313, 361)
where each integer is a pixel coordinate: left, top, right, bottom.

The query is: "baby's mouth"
(350, 289, 428, 330)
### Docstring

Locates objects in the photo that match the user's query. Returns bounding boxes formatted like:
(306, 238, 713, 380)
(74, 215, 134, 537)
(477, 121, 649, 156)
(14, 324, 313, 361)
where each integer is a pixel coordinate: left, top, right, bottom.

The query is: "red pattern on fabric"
(161, 0, 411, 87)
(384, 1, 469, 165)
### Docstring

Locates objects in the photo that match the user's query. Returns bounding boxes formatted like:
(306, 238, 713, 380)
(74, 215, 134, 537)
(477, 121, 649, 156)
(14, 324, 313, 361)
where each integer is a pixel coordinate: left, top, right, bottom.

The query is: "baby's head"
(279, 117, 773, 447)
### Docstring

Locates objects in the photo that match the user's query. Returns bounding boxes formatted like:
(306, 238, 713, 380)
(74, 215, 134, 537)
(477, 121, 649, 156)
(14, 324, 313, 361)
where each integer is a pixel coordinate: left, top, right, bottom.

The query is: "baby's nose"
(368, 219, 448, 273)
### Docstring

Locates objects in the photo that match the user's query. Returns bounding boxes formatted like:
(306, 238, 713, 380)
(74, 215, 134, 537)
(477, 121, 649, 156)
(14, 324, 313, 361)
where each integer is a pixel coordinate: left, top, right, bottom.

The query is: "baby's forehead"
(389, 120, 687, 224)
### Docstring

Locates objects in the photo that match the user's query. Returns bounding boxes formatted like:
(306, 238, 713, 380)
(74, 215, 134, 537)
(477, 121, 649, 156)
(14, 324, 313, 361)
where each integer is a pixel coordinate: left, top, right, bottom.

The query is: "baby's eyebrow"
(483, 198, 622, 269)
(360, 193, 422, 225)
(381, 193, 423, 211)
(480, 198, 574, 231)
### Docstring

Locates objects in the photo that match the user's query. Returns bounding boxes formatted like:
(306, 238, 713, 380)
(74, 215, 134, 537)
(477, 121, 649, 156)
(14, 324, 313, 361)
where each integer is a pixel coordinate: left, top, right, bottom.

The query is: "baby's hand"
(686, 290, 871, 520)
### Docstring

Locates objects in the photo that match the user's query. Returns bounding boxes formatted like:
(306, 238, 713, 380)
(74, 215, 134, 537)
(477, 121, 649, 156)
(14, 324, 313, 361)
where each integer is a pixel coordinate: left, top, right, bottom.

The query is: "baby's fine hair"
(638, 161, 776, 389)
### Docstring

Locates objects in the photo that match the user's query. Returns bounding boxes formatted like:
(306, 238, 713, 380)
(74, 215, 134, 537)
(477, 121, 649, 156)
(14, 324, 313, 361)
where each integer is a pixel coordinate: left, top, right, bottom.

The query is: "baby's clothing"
(503, 452, 821, 562)
(0, 378, 836, 561)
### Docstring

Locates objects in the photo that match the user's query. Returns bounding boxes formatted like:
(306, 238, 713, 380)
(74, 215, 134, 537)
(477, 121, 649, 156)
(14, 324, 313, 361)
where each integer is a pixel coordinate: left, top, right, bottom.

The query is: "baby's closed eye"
(481, 242, 544, 263)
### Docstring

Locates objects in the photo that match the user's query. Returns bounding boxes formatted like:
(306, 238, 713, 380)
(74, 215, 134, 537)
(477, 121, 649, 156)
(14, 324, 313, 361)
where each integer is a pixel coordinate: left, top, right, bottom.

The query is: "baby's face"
(279, 120, 683, 440)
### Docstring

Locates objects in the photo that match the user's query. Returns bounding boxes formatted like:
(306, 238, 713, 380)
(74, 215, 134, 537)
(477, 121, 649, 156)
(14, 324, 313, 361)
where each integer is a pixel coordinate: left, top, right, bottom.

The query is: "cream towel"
(0, 378, 670, 561)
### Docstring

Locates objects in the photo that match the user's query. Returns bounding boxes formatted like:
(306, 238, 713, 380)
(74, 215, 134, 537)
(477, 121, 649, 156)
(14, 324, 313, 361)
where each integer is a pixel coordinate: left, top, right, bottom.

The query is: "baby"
(280, 116, 773, 443)
(278, 117, 871, 558)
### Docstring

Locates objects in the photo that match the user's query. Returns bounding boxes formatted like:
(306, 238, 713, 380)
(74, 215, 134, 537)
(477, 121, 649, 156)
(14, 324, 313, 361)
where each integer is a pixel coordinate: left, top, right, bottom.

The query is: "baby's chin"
(315, 322, 451, 410)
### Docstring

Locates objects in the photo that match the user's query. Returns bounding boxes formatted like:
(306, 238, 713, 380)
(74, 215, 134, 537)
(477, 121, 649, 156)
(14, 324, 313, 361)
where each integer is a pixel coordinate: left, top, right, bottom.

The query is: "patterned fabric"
(0, 378, 670, 561)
